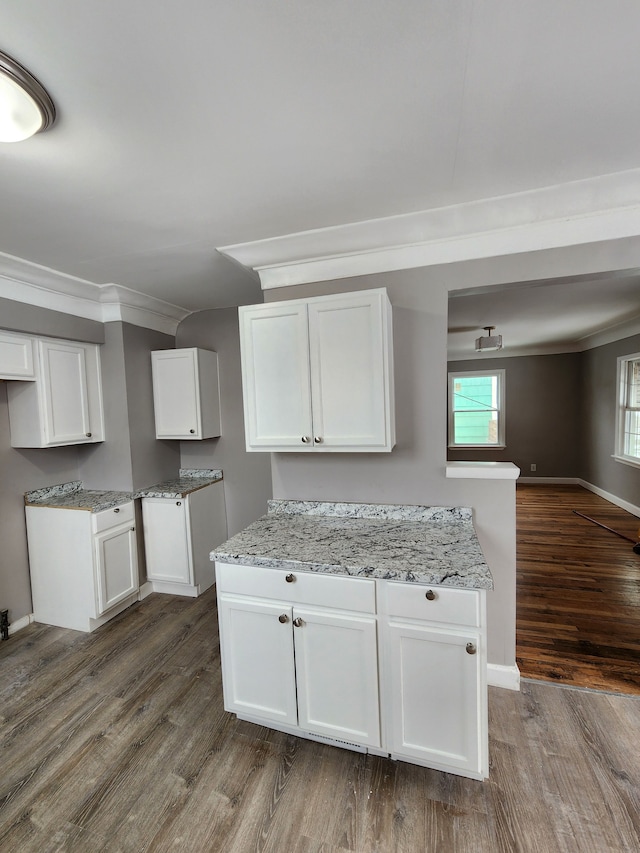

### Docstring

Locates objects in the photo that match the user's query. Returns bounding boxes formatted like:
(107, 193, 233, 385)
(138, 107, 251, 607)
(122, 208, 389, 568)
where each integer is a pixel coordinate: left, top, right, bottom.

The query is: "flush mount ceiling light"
(475, 326, 503, 352)
(0, 49, 56, 142)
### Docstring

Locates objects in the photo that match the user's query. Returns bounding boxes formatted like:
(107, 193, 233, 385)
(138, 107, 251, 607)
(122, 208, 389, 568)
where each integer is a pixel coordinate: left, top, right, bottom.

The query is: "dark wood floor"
(2, 589, 640, 852)
(516, 483, 640, 694)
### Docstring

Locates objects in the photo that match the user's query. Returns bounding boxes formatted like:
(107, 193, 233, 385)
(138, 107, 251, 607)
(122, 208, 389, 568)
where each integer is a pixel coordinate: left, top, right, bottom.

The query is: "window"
(615, 353, 640, 467)
(448, 370, 505, 448)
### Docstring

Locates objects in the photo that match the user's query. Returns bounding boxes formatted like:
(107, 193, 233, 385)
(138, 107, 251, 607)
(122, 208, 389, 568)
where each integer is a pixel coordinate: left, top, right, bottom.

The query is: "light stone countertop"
(134, 469, 223, 499)
(211, 500, 493, 589)
(24, 481, 133, 513)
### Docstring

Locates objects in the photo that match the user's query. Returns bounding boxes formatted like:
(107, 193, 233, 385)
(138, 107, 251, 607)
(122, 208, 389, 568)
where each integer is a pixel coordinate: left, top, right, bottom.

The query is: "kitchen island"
(211, 500, 492, 780)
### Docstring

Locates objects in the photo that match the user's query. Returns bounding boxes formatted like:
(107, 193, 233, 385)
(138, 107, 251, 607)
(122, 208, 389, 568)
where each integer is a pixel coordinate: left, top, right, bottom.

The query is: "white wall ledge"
(446, 461, 521, 480)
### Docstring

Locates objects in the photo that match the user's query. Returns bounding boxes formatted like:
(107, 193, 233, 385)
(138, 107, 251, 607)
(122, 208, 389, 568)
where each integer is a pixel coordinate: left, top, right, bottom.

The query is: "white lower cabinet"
(142, 481, 227, 596)
(216, 564, 381, 749)
(216, 562, 487, 779)
(26, 502, 139, 633)
(381, 581, 488, 780)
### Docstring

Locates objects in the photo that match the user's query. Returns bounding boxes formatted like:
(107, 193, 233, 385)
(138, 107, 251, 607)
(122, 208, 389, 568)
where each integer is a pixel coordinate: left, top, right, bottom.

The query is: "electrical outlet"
(530, 463, 537, 472)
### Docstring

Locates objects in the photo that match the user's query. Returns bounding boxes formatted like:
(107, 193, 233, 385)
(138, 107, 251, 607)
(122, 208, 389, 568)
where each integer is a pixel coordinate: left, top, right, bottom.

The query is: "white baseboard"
(517, 477, 579, 485)
(488, 663, 521, 691)
(517, 477, 640, 518)
(6, 613, 34, 636)
(578, 479, 640, 518)
(138, 581, 154, 600)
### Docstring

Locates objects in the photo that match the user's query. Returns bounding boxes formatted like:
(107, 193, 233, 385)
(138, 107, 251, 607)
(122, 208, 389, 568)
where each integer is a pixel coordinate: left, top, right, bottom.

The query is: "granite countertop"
(135, 468, 223, 499)
(24, 481, 133, 513)
(211, 499, 493, 590)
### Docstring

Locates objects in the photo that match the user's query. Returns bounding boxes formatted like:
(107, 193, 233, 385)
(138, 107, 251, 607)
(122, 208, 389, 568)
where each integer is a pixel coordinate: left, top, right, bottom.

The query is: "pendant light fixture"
(0, 49, 56, 142)
(475, 326, 503, 352)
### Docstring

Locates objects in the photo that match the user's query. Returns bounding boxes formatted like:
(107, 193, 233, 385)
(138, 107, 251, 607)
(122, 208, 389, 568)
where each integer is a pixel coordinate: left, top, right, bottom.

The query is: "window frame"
(448, 369, 506, 449)
(614, 352, 640, 469)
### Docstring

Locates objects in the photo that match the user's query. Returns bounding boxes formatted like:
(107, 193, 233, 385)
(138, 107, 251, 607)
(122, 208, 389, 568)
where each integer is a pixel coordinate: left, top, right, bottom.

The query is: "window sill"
(612, 454, 640, 470)
(448, 445, 506, 450)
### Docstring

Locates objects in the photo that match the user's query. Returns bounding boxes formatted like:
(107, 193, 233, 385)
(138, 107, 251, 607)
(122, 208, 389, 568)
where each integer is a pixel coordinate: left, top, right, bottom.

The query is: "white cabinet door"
(386, 620, 485, 778)
(293, 607, 380, 747)
(40, 340, 92, 444)
(308, 291, 392, 449)
(239, 301, 313, 449)
(94, 522, 138, 615)
(0, 331, 35, 379)
(218, 595, 298, 726)
(142, 498, 191, 584)
(151, 348, 221, 439)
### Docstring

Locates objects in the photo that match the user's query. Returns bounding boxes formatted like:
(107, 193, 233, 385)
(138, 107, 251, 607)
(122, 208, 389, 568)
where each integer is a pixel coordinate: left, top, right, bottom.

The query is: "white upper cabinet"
(0, 331, 35, 379)
(7, 338, 105, 447)
(239, 288, 395, 452)
(151, 348, 221, 439)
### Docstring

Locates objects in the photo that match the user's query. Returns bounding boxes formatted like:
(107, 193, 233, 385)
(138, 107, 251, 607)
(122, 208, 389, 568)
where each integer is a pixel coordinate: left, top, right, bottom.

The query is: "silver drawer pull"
(466, 643, 477, 655)
(425, 589, 436, 601)
(285, 573, 295, 583)
(114, 507, 120, 513)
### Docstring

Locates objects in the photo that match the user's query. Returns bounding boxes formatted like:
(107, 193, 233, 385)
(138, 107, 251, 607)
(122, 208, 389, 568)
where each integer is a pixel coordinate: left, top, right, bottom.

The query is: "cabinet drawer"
(216, 562, 376, 614)
(92, 501, 135, 533)
(385, 582, 480, 627)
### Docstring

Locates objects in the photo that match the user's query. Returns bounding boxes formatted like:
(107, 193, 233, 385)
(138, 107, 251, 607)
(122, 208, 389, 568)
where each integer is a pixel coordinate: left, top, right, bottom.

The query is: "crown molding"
(0, 252, 190, 334)
(219, 169, 640, 289)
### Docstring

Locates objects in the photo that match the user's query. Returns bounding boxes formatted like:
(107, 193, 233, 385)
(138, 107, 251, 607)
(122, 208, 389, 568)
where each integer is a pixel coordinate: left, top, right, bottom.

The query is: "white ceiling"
(2, 1, 640, 345)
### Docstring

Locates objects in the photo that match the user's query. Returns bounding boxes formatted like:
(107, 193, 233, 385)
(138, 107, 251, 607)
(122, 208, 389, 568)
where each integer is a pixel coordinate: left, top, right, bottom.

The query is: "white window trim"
(448, 369, 506, 449)
(614, 352, 640, 470)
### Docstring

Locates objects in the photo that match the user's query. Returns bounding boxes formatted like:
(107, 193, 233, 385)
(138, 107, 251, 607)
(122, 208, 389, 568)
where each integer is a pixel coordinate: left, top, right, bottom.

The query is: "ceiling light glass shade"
(0, 50, 55, 142)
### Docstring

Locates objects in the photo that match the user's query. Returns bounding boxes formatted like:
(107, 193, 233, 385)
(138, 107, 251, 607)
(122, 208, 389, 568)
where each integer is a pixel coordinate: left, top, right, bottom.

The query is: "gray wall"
(447, 353, 583, 478)
(0, 296, 104, 343)
(265, 269, 517, 670)
(77, 322, 179, 492)
(581, 334, 640, 507)
(176, 307, 273, 536)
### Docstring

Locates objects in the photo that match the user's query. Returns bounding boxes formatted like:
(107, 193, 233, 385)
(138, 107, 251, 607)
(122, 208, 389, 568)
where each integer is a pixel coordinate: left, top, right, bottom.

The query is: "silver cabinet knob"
(189, 429, 195, 434)
(314, 436, 323, 444)
(114, 507, 120, 513)
(278, 614, 289, 624)
(466, 643, 477, 655)
(301, 436, 311, 444)
(86, 432, 92, 437)
(425, 590, 436, 601)
(293, 617, 304, 628)
(131, 527, 135, 532)
(176, 501, 182, 506)
(285, 573, 295, 583)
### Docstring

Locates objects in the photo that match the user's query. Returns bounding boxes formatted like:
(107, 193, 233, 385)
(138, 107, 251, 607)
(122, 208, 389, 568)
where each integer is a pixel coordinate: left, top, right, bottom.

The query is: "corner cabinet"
(26, 502, 139, 633)
(151, 348, 221, 439)
(215, 562, 488, 779)
(7, 337, 104, 447)
(239, 288, 395, 452)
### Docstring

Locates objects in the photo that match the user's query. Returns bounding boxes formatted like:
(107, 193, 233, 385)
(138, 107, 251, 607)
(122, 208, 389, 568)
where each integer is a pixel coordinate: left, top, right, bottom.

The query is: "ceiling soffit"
(219, 169, 640, 289)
